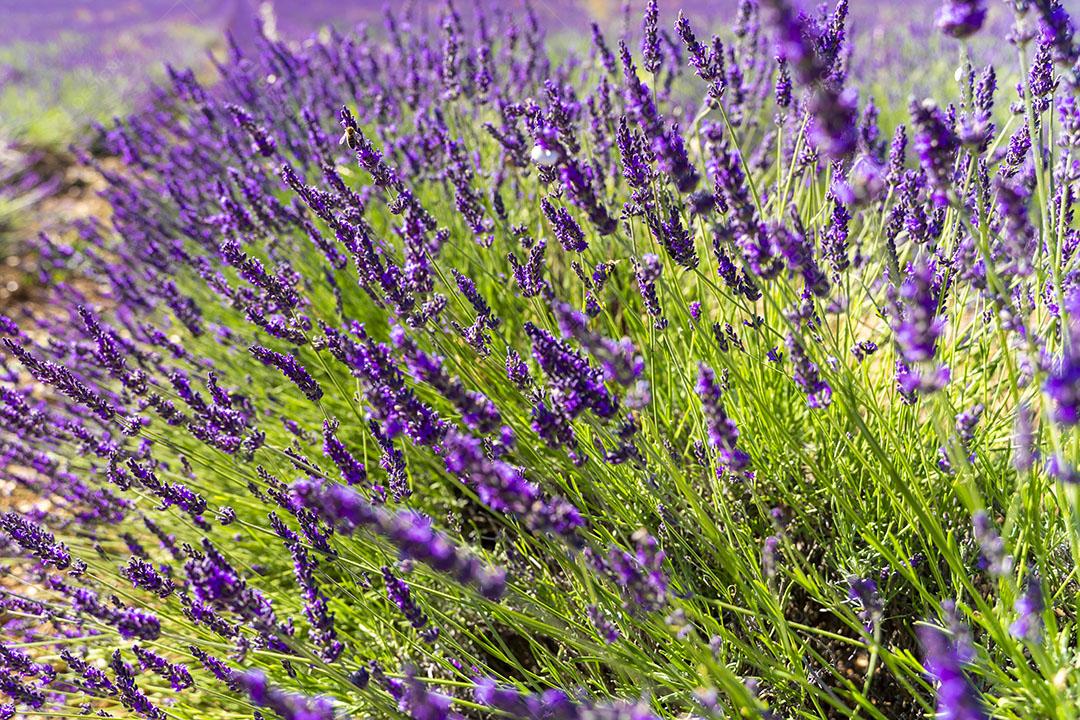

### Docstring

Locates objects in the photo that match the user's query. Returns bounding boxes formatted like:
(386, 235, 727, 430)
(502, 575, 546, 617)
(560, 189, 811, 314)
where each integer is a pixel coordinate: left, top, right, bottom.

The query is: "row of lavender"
(0, 0, 1078, 718)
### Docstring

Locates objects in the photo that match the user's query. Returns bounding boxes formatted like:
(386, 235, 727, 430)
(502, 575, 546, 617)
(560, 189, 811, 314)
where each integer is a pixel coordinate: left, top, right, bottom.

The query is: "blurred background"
(0, 0, 1009, 308)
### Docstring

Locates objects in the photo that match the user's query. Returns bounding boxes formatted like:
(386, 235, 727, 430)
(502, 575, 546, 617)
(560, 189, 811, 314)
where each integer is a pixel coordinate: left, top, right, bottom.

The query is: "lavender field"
(0, 0, 1078, 719)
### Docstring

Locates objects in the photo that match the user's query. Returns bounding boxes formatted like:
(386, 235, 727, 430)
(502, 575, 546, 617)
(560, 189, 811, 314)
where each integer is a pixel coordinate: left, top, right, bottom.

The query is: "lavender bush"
(1, 0, 1080, 718)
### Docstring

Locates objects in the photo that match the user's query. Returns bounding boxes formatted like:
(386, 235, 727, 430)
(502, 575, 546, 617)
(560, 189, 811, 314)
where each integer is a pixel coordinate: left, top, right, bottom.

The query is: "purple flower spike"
(322, 419, 368, 487)
(633, 254, 668, 329)
(0, 513, 71, 569)
(110, 650, 166, 719)
(1010, 575, 1044, 643)
(121, 557, 174, 598)
(641, 0, 662, 75)
(972, 511, 1012, 577)
(189, 646, 238, 691)
(936, 0, 987, 39)
(525, 321, 619, 421)
(785, 333, 832, 409)
(1047, 453, 1080, 483)
(250, 345, 323, 402)
(761, 0, 857, 159)
(292, 479, 506, 599)
(63, 583, 161, 641)
(696, 364, 749, 473)
(847, 576, 883, 633)
(269, 514, 342, 662)
(541, 198, 588, 252)
(474, 676, 660, 719)
(919, 623, 988, 720)
(1044, 352, 1080, 426)
(238, 670, 336, 720)
(649, 206, 699, 269)
(443, 430, 584, 541)
(132, 645, 193, 692)
(383, 567, 439, 643)
(891, 259, 945, 365)
(554, 303, 644, 387)
(910, 100, 959, 206)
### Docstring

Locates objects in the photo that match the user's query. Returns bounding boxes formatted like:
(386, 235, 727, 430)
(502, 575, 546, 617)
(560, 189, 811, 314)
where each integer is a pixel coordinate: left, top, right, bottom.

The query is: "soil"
(0, 144, 112, 311)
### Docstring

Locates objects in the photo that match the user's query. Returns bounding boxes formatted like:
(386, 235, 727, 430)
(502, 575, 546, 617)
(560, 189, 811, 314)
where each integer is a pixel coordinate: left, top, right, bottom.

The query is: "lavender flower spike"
(442, 430, 585, 540)
(292, 479, 506, 599)
(971, 511, 1012, 577)
(250, 345, 323, 402)
(238, 670, 336, 720)
(696, 364, 749, 473)
(474, 677, 661, 719)
(937, 0, 987, 38)
(1010, 575, 1044, 643)
(0, 513, 71, 569)
(383, 566, 438, 643)
(918, 623, 989, 720)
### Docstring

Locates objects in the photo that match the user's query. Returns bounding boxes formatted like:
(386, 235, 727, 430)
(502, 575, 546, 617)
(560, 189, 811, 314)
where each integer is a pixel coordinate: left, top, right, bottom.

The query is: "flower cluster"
(0, 0, 1077, 719)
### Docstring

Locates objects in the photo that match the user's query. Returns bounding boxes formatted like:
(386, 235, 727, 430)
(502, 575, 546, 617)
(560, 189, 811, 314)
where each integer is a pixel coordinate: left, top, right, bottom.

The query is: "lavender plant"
(2, 1, 1080, 719)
